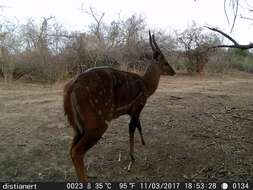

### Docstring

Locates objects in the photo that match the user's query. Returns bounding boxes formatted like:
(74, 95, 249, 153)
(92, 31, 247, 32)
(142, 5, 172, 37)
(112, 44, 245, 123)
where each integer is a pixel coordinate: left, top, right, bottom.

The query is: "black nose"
(169, 69, 176, 76)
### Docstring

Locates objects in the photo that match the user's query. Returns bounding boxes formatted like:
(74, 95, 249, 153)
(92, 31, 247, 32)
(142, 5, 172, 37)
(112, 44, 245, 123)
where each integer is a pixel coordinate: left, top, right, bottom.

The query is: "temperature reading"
(119, 183, 136, 189)
(95, 183, 112, 190)
(105, 183, 112, 189)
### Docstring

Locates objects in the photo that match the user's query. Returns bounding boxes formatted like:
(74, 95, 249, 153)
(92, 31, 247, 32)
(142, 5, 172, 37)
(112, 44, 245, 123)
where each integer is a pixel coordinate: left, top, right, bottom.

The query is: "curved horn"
(152, 34, 162, 54)
(149, 30, 156, 52)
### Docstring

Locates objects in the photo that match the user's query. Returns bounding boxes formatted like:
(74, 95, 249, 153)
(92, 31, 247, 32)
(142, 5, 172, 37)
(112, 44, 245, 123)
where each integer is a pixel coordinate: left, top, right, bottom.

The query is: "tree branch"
(205, 26, 253, 49)
(240, 15, 253, 20)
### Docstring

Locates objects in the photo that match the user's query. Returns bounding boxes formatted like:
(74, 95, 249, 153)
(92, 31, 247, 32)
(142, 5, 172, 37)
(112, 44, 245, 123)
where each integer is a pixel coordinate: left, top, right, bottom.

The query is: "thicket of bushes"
(0, 13, 252, 83)
(227, 49, 253, 73)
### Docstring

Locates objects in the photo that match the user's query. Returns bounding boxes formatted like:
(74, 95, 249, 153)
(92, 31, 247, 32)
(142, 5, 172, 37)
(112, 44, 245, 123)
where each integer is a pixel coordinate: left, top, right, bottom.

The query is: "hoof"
(127, 161, 134, 172)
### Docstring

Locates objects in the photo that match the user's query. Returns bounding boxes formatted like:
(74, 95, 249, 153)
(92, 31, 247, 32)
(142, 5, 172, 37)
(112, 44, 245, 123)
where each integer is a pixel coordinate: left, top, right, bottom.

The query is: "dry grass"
(0, 72, 252, 182)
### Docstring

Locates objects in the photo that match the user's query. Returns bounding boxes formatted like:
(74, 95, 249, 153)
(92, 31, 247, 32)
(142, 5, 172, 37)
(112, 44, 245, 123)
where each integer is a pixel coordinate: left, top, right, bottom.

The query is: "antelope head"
(149, 31, 176, 76)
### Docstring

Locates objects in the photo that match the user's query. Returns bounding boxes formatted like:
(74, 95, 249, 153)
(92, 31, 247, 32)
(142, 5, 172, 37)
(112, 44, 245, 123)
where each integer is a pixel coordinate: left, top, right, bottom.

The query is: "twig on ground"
(118, 152, 121, 162)
(190, 167, 207, 179)
(232, 115, 253, 121)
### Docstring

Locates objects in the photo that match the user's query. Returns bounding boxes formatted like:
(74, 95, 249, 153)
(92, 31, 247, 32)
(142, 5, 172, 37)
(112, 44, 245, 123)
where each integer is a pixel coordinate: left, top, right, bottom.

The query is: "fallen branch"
(169, 96, 183, 100)
(232, 115, 253, 121)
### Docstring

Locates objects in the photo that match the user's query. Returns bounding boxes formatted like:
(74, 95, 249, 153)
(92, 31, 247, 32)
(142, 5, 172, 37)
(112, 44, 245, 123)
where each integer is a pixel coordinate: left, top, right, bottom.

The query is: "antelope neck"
(142, 63, 161, 97)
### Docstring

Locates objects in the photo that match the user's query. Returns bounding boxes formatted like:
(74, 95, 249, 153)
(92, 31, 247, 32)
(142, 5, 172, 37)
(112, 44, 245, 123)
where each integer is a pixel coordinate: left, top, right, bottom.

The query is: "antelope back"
(72, 68, 147, 120)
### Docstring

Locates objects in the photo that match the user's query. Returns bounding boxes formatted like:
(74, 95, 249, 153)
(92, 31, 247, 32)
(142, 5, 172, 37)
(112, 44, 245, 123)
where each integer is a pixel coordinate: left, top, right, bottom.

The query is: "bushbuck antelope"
(63, 31, 176, 182)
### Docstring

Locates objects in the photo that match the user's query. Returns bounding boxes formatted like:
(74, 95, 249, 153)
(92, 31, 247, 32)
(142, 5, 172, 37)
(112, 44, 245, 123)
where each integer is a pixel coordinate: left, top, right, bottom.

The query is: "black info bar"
(0, 182, 251, 190)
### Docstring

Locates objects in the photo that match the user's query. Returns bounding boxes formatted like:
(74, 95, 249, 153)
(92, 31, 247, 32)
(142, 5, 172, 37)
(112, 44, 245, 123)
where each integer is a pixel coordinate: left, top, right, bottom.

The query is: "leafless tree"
(83, 7, 105, 44)
(0, 18, 20, 81)
(177, 22, 220, 74)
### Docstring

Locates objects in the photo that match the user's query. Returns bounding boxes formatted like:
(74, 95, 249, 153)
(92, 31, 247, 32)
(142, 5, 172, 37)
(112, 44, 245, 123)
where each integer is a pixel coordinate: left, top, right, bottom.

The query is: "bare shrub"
(1, 13, 236, 83)
(177, 22, 221, 74)
(207, 49, 231, 73)
(227, 49, 253, 73)
(14, 18, 73, 82)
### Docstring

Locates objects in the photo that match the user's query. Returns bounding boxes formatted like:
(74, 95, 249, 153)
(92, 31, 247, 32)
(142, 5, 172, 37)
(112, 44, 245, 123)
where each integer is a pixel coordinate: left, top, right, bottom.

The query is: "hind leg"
(70, 136, 87, 182)
(70, 121, 108, 182)
(70, 131, 82, 154)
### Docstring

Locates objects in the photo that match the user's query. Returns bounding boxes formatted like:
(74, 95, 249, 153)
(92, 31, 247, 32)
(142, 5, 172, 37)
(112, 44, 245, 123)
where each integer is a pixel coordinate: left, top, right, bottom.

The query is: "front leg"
(136, 120, 145, 145)
(128, 115, 146, 171)
(127, 117, 138, 171)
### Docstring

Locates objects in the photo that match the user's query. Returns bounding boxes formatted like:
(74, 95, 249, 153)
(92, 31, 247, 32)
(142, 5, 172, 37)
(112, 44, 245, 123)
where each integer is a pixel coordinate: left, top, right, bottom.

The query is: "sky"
(1, 0, 253, 44)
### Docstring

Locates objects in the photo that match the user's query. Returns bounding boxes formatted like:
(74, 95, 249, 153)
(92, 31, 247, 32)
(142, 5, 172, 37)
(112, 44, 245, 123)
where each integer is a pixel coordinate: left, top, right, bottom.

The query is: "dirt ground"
(0, 72, 252, 182)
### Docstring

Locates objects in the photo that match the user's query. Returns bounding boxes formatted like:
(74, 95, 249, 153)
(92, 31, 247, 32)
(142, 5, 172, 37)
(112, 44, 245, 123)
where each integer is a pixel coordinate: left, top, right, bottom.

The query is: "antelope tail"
(63, 79, 75, 127)
(63, 79, 85, 136)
